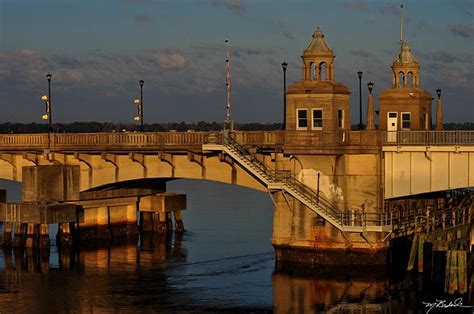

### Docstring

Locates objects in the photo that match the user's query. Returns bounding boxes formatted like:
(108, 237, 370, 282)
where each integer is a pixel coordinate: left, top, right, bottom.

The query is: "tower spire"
(400, 4, 404, 47)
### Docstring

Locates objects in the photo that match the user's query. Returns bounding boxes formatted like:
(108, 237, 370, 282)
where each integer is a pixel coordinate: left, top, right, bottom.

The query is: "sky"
(0, 0, 473, 124)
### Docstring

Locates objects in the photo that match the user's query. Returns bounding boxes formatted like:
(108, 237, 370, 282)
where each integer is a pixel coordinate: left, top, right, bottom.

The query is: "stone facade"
(286, 28, 351, 132)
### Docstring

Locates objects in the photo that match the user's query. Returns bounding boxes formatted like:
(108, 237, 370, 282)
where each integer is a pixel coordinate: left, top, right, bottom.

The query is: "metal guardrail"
(382, 130, 474, 145)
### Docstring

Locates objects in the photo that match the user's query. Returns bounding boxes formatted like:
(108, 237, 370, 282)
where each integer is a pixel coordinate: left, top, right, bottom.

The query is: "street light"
(367, 81, 374, 94)
(357, 70, 363, 130)
(436, 88, 442, 99)
(133, 80, 144, 131)
(46, 73, 52, 131)
(40, 74, 52, 131)
(281, 62, 288, 130)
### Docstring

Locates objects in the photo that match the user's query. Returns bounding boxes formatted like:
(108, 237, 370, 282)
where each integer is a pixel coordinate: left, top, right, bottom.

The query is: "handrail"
(217, 134, 473, 231)
(383, 130, 474, 145)
(222, 135, 349, 227)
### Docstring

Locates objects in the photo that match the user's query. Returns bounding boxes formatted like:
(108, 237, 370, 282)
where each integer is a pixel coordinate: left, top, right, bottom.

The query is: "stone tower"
(378, 24, 432, 131)
(285, 27, 351, 131)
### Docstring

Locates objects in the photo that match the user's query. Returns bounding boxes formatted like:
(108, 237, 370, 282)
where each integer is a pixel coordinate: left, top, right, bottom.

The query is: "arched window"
(407, 72, 413, 87)
(398, 72, 405, 87)
(311, 63, 316, 80)
(319, 62, 327, 81)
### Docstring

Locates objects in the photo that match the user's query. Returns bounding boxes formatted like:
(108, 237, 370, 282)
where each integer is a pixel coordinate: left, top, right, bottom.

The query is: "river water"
(0, 179, 472, 312)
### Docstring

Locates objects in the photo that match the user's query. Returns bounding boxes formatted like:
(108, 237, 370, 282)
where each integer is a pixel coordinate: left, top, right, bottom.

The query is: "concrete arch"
(0, 152, 267, 193)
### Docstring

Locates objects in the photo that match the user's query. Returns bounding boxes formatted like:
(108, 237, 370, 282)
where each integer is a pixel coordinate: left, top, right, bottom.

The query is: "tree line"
(0, 121, 472, 134)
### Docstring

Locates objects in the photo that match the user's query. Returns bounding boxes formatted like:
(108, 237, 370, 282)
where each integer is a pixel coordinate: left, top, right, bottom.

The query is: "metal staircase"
(203, 135, 390, 233)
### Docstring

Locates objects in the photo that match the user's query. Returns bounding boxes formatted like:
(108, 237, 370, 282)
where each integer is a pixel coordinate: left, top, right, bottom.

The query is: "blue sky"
(0, 0, 472, 123)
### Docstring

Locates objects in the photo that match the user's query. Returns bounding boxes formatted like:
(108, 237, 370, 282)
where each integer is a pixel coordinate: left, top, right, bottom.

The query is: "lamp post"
(281, 61, 288, 130)
(366, 81, 375, 130)
(357, 70, 363, 130)
(46, 73, 52, 131)
(139, 79, 144, 132)
(367, 81, 374, 94)
(436, 88, 443, 130)
(133, 80, 144, 132)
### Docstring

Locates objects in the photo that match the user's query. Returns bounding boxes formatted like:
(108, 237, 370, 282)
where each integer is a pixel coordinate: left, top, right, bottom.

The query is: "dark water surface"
(0, 179, 472, 313)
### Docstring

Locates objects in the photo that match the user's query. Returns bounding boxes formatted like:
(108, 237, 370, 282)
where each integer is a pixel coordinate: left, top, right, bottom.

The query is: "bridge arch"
(0, 152, 268, 194)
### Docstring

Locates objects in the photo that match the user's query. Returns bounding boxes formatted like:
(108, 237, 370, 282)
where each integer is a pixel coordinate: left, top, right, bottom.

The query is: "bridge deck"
(0, 130, 472, 152)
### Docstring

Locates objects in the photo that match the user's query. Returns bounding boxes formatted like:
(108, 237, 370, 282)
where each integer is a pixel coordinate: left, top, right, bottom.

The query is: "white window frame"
(401, 112, 411, 130)
(296, 108, 308, 130)
(312, 108, 323, 130)
(337, 109, 344, 129)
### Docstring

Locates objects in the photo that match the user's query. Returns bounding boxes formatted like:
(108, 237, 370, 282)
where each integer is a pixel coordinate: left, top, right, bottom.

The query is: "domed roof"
(304, 27, 333, 54)
(394, 42, 418, 64)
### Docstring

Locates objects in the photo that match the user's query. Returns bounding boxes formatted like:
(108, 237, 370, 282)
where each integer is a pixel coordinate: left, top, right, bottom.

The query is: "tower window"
(407, 72, 413, 87)
(337, 109, 344, 128)
(402, 112, 411, 129)
(312, 109, 323, 130)
(297, 109, 308, 130)
(319, 62, 326, 81)
(399, 72, 405, 87)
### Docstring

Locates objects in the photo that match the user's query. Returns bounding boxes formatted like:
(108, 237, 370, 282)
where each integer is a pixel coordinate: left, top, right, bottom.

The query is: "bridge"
(0, 26, 473, 269)
(0, 130, 472, 237)
(0, 130, 472, 197)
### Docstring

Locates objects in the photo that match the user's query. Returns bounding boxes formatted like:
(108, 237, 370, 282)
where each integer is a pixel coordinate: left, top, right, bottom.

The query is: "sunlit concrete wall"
(384, 146, 474, 199)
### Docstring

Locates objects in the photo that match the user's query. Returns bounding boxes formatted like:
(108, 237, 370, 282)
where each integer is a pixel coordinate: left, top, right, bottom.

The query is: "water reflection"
(272, 263, 473, 313)
(0, 236, 472, 312)
(0, 233, 189, 312)
(273, 273, 392, 313)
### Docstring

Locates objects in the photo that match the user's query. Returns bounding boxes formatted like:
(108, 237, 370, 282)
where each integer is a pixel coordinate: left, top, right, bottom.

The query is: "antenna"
(224, 39, 233, 132)
(400, 4, 404, 46)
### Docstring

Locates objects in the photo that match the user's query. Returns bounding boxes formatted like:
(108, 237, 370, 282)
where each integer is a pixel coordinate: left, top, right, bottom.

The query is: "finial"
(400, 4, 404, 45)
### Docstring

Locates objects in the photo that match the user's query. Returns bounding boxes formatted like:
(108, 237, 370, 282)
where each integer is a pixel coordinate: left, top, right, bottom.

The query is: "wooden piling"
(407, 235, 418, 271)
(3, 222, 12, 247)
(417, 234, 424, 272)
(174, 211, 184, 233)
(458, 250, 467, 294)
(39, 224, 50, 249)
(25, 223, 39, 248)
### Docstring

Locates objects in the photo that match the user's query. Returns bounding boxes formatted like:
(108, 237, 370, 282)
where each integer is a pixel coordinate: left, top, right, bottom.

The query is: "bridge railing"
(382, 130, 474, 145)
(0, 134, 48, 147)
(0, 132, 208, 150)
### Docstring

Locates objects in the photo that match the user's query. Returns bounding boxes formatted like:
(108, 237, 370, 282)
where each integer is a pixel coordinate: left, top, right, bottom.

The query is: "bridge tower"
(378, 7, 432, 131)
(285, 27, 351, 132)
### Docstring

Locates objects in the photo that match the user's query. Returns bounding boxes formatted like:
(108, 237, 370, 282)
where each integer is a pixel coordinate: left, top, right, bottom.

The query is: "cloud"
(119, 0, 152, 4)
(134, 13, 156, 23)
(282, 30, 295, 40)
(192, 43, 273, 57)
(450, 24, 474, 38)
(416, 20, 431, 31)
(450, 0, 473, 17)
(343, 0, 368, 11)
(207, 0, 246, 16)
(418, 50, 473, 64)
(153, 52, 188, 70)
(377, 3, 398, 15)
(350, 49, 376, 59)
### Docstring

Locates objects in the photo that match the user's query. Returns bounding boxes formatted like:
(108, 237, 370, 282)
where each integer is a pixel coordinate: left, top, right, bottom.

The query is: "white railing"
(383, 130, 474, 145)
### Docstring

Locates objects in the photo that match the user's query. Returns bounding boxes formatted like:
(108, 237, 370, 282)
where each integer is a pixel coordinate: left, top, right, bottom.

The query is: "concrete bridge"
(0, 130, 472, 197)
(0, 130, 472, 256)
